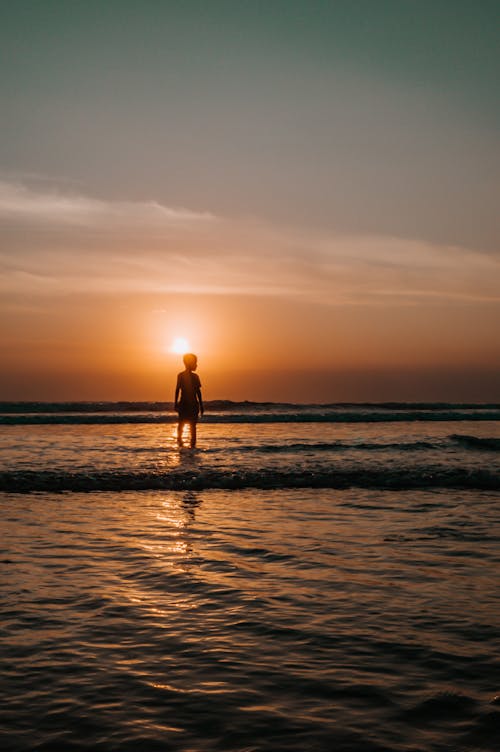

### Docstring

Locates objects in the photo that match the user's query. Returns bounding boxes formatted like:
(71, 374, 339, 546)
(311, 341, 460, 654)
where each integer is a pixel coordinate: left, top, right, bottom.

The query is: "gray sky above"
(1, 0, 499, 249)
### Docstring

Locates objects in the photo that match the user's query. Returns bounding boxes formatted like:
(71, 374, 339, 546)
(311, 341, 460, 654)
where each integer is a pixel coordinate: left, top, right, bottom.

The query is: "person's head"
(183, 353, 198, 371)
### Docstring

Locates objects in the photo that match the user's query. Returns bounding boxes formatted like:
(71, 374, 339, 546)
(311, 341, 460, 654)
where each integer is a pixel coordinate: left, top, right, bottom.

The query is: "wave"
(120, 436, 499, 455)
(213, 436, 499, 453)
(451, 434, 500, 451)
(206, 440, 441, 453)
(2, 410, 500, 425)
(1, 400, 499, 413)
(1, 466, 498, 493)
(0, 400, 500, 413)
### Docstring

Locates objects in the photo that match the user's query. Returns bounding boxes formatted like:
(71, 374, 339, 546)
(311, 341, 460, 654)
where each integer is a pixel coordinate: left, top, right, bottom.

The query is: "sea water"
(1, 403, 499, 751)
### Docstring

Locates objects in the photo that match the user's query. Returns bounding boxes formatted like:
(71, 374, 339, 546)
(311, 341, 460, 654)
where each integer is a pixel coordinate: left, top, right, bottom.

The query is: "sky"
(1, 0, 499, 402)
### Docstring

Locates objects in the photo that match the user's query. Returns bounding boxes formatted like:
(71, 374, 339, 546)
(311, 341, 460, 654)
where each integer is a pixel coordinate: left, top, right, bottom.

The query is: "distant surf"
(1, 401, 499, 424)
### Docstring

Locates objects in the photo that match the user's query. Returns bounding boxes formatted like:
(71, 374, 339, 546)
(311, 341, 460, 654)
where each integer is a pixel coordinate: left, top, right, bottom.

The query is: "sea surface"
(1, 402, 499, 751)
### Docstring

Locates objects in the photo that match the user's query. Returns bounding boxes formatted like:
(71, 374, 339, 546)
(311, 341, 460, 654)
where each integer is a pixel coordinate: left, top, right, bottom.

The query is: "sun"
(170, 336, 191, 354)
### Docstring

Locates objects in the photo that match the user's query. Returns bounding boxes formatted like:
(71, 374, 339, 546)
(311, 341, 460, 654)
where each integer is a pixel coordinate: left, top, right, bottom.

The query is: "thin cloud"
(0, 180, 215, 227)
(0, 181, 499, 306)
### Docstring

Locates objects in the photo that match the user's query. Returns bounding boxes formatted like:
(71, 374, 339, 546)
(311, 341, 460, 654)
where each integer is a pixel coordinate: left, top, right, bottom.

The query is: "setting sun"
(170, 337, 191, 354)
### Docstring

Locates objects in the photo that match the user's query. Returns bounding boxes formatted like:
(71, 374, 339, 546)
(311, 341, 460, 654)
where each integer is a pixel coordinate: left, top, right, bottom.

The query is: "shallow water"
(1, 418, 499, 492)
(1, 406, 499, 750)
(1, 486, 500, 751)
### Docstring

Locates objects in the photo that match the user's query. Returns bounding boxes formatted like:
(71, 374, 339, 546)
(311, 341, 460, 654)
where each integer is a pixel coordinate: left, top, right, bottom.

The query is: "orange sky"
(2, 283, 499, 401)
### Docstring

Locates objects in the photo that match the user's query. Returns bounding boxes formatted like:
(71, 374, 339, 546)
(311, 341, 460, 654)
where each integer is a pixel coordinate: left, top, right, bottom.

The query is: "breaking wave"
(2, 466, 498, 493)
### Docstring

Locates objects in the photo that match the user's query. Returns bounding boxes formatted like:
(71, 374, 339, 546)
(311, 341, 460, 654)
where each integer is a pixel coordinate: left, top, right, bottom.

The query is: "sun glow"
(170, 336, 191, 354)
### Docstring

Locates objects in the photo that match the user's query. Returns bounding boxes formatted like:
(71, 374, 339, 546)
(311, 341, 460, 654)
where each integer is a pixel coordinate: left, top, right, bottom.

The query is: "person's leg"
(189, 420, 197, 448)
(177, 420, 185, 446)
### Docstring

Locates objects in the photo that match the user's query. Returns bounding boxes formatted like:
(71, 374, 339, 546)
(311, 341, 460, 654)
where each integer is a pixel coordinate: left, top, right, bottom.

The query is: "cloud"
(1, 181, 499, 307)
(0, 180, 214, 227)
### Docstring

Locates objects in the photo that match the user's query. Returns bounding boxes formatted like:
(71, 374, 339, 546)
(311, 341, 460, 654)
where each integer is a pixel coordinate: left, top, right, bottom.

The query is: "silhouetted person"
(175, 353, 204, 448)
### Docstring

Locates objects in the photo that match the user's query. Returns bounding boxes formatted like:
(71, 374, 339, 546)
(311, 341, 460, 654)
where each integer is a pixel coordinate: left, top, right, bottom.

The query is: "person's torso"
(178, 371, 200, 405)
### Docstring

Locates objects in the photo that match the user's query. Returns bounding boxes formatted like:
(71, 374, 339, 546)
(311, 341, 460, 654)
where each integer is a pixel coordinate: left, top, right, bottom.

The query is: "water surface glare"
(1, 488, 499, 751)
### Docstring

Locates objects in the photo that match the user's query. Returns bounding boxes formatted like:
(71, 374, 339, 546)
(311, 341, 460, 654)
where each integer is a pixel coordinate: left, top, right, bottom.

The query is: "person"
(174, 353, 204, 448)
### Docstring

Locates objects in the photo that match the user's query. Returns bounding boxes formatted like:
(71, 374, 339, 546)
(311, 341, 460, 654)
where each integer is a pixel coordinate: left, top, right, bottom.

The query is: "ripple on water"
(1, 488, 499, 751)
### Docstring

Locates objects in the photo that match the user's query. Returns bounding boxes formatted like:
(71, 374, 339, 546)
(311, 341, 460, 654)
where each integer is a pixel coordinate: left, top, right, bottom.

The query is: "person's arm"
(196, 384, 204, 416)
(174, 375, 181, 411)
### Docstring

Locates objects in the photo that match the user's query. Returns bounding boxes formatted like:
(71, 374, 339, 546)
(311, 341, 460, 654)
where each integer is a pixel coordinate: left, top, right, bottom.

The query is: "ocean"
(1, 402, 499, 751)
